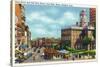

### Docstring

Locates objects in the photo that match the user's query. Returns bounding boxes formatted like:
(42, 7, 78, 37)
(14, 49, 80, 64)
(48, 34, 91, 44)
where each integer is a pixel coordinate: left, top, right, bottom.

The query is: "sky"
(24, 4, 90, 39)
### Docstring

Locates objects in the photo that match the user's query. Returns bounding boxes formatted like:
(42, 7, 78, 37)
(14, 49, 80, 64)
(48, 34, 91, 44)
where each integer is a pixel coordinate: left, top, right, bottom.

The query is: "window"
(25, 31, 27, 36)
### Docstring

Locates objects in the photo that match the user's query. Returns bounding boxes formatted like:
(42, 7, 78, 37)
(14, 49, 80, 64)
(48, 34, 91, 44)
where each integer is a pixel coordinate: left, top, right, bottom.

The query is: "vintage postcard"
(11, 0, 97, 66)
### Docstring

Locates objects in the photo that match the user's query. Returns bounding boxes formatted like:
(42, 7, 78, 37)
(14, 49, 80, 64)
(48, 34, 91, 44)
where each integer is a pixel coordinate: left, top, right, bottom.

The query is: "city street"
(22, 46, 94, 63)
(15, 4, 96, 64)
(23, 47, 45, 63)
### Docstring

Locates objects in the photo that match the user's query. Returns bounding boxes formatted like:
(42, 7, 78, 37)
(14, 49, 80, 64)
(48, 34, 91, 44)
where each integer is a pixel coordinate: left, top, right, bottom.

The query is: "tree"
(80, 26, 88, 38)
(60, 40, 71, 50)
(51, 44, 59, 50)
(82, 36, 91, 49)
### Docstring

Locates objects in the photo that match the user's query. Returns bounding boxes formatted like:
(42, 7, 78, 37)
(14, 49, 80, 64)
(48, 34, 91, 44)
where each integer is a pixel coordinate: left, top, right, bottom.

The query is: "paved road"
(23, 47, 45, 63)
(22, 47, 94, 63)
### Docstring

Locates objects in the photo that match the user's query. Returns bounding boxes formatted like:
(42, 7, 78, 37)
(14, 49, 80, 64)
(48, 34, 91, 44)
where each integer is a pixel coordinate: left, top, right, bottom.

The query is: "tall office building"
(89, 8, 96, 27)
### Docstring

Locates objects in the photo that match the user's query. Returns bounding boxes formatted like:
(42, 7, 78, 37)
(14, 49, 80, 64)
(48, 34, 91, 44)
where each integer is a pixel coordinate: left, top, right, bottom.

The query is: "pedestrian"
(72, 56, 75, 61)
(32, 53, 35, 60)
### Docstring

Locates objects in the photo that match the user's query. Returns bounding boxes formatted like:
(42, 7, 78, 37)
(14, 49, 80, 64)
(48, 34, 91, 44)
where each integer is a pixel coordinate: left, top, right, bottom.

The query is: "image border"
(11, 0, 98, 67)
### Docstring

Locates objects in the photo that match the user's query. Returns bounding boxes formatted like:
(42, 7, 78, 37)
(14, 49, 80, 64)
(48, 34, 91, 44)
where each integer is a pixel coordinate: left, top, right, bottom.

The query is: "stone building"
(61, 26, 94, 49)
(61, 9, 95, 50)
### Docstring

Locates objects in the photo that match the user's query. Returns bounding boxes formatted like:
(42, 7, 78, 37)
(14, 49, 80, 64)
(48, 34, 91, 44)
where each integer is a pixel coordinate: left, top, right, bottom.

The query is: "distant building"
(80, 9, 87, 27)
(32, 38, 60, 47)
(32, 38, 46, 47)
(44, 48, 60, 59)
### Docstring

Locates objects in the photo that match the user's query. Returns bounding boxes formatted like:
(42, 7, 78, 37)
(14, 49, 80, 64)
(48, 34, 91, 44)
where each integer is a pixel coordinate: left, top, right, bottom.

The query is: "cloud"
(63, 12, 76, 20)
(26, 11, 78, 39)
(31, 27, 47, 38)
(31, 27, 60, 39)
(26, 11, 77, 25)
(57, 12, 77, 25)
(24, 5, 90, 39)
(26, 12, 54, 24)
(33, 24, 45, 28)
(35, 28, 46, 35)
(44, 7, 60, 17)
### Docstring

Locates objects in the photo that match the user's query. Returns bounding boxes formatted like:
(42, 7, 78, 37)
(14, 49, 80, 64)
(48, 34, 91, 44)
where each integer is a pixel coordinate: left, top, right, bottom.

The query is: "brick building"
(15, 4, 31, 51)
(89, 8, 96, 27)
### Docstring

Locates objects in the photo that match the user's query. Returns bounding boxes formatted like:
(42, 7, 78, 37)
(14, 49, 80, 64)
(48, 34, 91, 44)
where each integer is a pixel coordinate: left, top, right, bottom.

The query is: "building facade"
(80, 9, 87, 27)
(61, 9, 95, 50)
(32, 38, 60, 47)
(15, 4, 25, 48)
(89, 8, 96, 27)
(15, 4, 31, 51)
(61, 27, 94, 49)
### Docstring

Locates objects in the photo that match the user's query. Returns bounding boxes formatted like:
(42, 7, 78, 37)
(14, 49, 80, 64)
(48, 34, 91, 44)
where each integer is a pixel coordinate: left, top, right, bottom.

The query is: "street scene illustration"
(15, 3, 96, 63)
